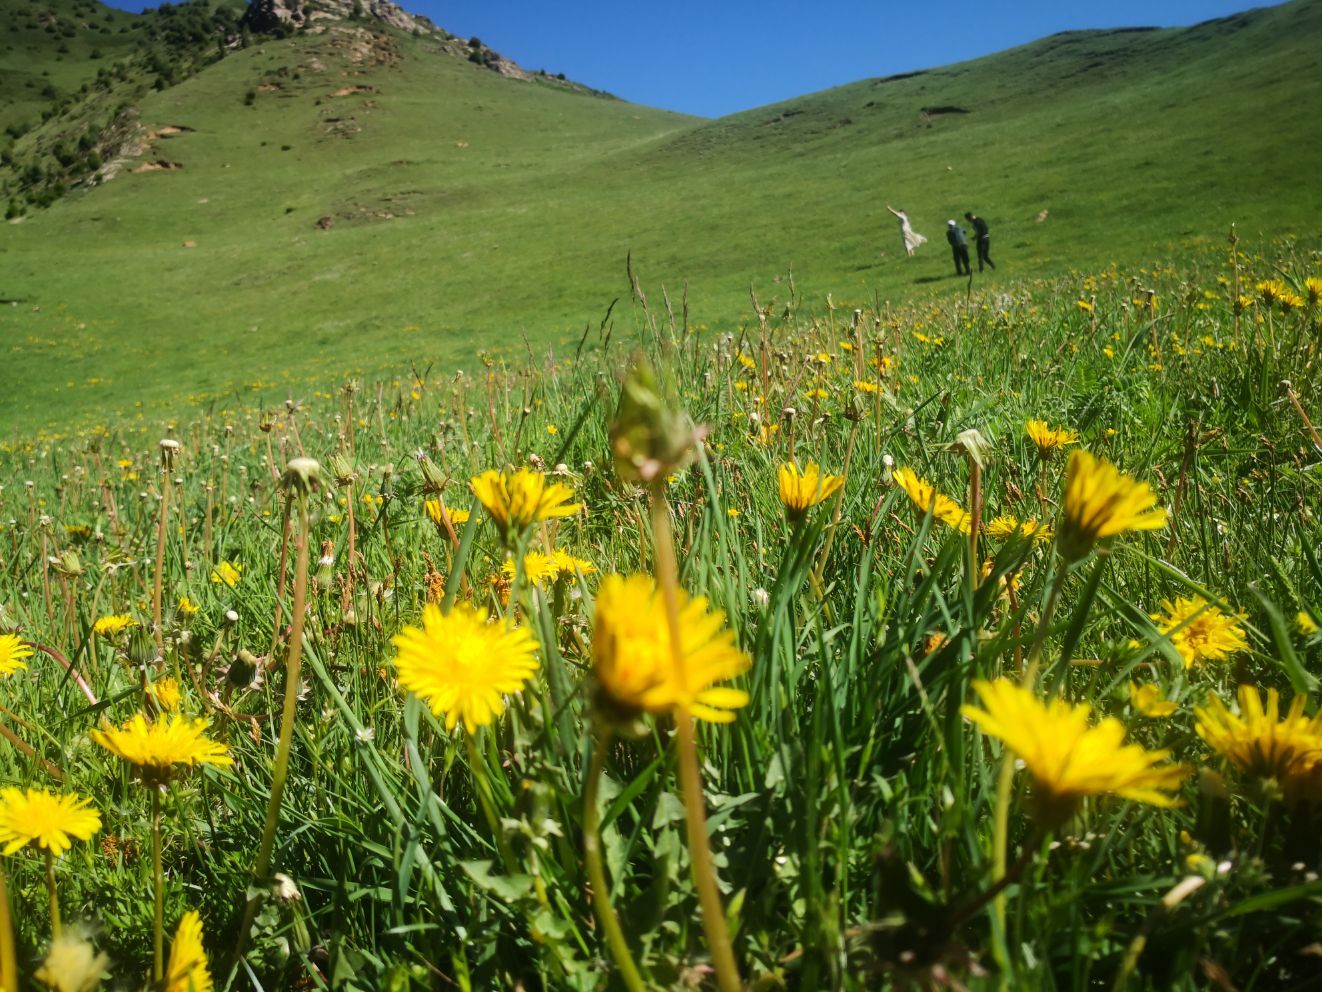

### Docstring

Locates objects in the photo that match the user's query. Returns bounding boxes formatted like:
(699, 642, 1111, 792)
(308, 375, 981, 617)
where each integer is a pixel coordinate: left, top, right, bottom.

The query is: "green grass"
(3, 0, 1322, 434)
(0, 240, 1319, 990)
(0, 0, 141, 136)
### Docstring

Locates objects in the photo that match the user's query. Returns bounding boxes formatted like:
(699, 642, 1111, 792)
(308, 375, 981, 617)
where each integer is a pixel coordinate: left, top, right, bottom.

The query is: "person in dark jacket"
(945, 220, 971, 275)
(965, 211, 995, 271)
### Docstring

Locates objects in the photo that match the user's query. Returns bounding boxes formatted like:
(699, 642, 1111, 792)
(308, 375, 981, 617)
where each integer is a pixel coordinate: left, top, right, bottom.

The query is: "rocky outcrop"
(241, 0, 442, 38)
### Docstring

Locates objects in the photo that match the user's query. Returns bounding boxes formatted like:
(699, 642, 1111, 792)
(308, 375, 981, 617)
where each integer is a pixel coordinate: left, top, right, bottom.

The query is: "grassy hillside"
(0, 0, 140, 136)
(2, 0, 1321, 434)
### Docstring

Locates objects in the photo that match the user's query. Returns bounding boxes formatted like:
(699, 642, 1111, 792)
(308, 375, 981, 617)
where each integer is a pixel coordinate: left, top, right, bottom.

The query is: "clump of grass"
(0, 241, 1319, 989)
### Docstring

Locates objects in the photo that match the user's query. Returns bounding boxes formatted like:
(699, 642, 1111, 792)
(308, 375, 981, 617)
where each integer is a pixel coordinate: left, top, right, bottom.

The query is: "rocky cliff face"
(242, 0, 438, 36)
(239, 0, 534, 80)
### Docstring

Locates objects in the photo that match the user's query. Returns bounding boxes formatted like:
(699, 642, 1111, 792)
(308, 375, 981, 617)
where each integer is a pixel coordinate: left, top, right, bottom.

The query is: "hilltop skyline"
(101, 0, 1288, 116)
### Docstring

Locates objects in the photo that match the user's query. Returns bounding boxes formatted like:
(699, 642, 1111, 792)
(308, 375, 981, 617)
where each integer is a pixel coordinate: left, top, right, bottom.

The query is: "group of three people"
(886, 205, 996, 275)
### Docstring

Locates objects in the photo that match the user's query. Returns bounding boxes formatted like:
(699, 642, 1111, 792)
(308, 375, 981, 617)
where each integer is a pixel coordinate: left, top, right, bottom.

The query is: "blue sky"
(105, 0, 1282, 117)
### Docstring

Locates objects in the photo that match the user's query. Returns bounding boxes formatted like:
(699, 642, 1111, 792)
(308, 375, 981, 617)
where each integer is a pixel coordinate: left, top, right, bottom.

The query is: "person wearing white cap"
(945, 219, 971, 276)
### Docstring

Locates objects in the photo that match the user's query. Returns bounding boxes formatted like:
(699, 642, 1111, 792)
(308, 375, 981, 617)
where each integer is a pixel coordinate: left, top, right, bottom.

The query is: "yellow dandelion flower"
(549, 549, 596, 578)
(892, 467, 970, 534)
(164, 911, 212, 992)
(1194, 686, 1322, 804)
(963, 678, 1188, 828)
(1304, 277, 1322, 307)
(1298, 611, 1319, 636)
(777, 462, 845, 518)
(149, 677, 182, 713)
(424, 499, 470, 528)
(737, 352, 757, 369)
(1025, 419, 1079, 457)
(922, 631, 949, 657)
(92, 614, 136, 639)
(853, 380, 879, 394)
(210, 561, 243, 587)
(1057, 450, 1167, 561)
(547, 424, 559, 435)
(91, 713, 233, 781)
(1129, 682, 1177, 719)
(986, 516, 1052, 543)
(501, 551, 560, 588)
(591, 573, 750, 725)
(0, 633, 33, 677)
(470, 468, 581, 540)
(176, 596, 199, 616)
(1152, 595, 1249, 668)
(0, 788, 101, 857)
(392, 604, 539, 733)
(1257, 279, 1287, 306)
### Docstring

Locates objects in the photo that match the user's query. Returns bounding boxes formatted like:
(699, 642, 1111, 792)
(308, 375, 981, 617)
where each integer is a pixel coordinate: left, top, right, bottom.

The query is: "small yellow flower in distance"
(150, 676, 183, 713)
(0, 787, 101, 856)
(392, 604, 539, 733)
(1194, 686, 1322, 804)
(91, 713, 233, 782)
(0, 633, 33, 677)
(165, 911, 212, 992)
(726, 507, 741, 518)
(93, 614, 136, 639)
(1025, 419, 1079, 457)
(737, 352, 757, 369)
(470, 468, 581, 540)
(777, 462, 845, 519)
(854, 380, 879, 394)
(1297, 611, 1319, 636)
(963, 678, 1187, 828)
(547, 424, 558, 435)
(922, 631, 949, 657)
(549, 549, 596, 578)
(804, 388, 830, 400)
(986, 516, 1052, 543)
(592, 573, 750, 725)
(892, 467, 970, 534)
(502, 551, 560, 588)
(210, 561, 243, 587)
(1129, 682, 1177, 718)
(1057, 450, 1167, 562)
(1152, 595, 1248, 668)
(177, 596, 199, 616)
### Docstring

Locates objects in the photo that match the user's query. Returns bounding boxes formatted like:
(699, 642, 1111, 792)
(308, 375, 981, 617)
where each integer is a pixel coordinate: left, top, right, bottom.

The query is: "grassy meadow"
(0, 236, 1320, 990)
(4, 0, 1322, 432)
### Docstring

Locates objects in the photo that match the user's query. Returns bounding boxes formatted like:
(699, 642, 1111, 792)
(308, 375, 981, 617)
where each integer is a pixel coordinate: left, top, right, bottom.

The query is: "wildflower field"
(1, 237, 1320, 991)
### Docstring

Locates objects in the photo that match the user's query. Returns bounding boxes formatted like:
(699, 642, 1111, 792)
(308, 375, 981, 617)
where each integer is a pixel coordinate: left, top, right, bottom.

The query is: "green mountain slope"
(2, 0, 1320, 434)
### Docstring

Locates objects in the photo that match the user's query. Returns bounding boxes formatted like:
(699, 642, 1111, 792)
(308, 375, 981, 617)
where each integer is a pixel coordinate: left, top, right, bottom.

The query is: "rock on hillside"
(240, 0, 535, 80)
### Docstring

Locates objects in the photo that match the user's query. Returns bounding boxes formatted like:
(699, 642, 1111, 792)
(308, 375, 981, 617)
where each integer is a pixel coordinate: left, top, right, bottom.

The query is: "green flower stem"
(45, 849, 61, 939)
(152, 788, 164, 983)
(989, 564, 1067, 961)
(465, 732, 517, 874)
(584, 733, 647, 992)
(236, 490, 311, 959)
(152, 464, 170, 663)
(649, 487, 743, 992)
(0, 862, 16, 992)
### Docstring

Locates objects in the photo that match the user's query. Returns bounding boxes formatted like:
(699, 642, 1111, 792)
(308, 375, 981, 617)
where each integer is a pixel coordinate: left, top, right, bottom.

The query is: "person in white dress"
(886, 205, 926, 257)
